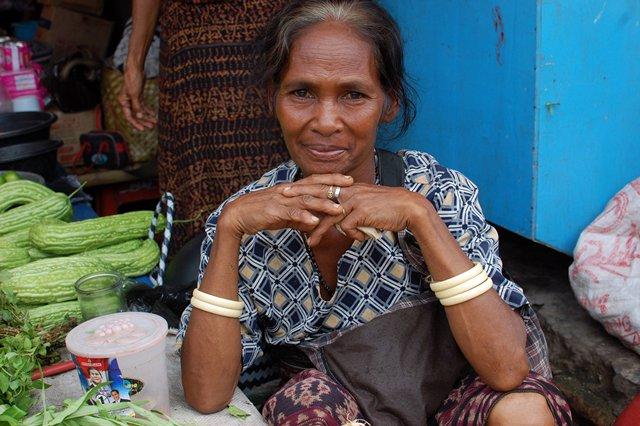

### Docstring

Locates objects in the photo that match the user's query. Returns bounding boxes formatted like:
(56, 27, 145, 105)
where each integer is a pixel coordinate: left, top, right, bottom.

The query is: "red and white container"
(0, 38, 43, 111)
(65, 312, 170, 414)
(1, 40, 30, 72)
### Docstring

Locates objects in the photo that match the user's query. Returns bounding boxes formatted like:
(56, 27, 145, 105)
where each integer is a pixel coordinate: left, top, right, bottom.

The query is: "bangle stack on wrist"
(191, 288, 244, 318)
(429, 263, 493, 306)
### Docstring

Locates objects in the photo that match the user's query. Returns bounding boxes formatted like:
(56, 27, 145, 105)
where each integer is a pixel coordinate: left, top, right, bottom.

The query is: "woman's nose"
(311, 99, 342, 136)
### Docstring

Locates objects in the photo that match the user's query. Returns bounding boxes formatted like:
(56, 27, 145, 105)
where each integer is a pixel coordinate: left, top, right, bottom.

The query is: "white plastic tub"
(65, 312, 169, 414)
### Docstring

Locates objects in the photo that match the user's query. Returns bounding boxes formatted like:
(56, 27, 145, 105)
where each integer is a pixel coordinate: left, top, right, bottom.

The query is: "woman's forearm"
(127, 0, 160, 70)
(407, 196, 529, 391)
(181, 224, 244, 413)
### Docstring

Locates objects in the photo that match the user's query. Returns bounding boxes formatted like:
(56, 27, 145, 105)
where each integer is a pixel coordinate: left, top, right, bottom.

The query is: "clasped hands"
(220, 173, 430, 247)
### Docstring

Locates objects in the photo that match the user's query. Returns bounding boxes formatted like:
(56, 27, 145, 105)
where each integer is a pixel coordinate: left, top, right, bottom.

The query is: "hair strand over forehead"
(257, 0, 416, 139)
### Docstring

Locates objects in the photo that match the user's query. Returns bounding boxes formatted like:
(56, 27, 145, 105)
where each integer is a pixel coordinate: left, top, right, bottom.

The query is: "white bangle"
(191, 297, 243, 318)
(193, 288, 244, 310)
(430, 263, 483, 292)
(435, 270, 489, 299)
(439, 278, 493, 306)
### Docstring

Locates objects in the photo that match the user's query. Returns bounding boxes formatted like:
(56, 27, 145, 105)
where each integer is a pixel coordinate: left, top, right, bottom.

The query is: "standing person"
(119, 0, 290, 250)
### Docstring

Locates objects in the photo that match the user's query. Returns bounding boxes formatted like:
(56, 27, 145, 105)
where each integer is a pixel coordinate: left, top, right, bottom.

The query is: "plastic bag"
(569, 178, 640, 354)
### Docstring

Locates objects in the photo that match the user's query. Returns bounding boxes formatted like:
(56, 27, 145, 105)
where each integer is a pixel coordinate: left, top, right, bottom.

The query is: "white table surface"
(40, 336, 267, 425)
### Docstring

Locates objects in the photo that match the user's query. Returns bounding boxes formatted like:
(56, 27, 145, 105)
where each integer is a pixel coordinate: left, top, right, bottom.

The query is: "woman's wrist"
(217, 204, 245, 241)
(405, 193, 438, 237)
(197, 225, 243, 297)
(404, 194, 475, 280)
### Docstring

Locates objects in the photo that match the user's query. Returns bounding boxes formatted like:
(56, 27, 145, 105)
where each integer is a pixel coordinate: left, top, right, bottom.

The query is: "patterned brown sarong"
(262, 369, 573, 425)
(158, 0, 290, 250)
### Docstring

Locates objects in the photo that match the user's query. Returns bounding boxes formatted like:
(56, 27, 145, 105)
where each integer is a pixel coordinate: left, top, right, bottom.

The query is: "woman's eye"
(344, 91, 365, 100)
(293, 89, 311, 98)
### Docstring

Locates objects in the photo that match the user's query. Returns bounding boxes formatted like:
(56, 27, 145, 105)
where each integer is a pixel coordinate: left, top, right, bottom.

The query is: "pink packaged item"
(0, 63, 45, 111)
(1, 40, 30, 72)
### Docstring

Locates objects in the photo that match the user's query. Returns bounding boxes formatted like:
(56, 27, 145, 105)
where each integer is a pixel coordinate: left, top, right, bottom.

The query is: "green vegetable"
(12, 382, 182, 426)
(0, 289, 28, 328)
(80, 239, 160, 277)
(0, 174, 5, 185)
(27, 247, 52, 260)
(0, 228, 31, 249)
(0, 332, 47, 414)
(0, 257, 111, 305)
(30, 211, 166, 255)
(0, 193, 72, 237)
(0, 180, 54, 213)
(0, 289, 83, 423)
(0, 248, 30, 270)
(227, 404, 251, 419)
(81, 239, 143, 255)
(2, 171, 21, 183)
(1, 289, 76, 365)
(26, 301, 82, 330)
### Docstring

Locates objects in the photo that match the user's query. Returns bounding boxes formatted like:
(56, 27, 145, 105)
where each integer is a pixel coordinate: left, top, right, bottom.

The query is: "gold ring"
(340, 205, 346, 215)
(327, 186, 335, 201)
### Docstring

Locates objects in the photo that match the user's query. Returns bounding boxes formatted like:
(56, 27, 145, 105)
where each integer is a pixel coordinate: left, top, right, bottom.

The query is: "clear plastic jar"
(74, 272, 129, 321)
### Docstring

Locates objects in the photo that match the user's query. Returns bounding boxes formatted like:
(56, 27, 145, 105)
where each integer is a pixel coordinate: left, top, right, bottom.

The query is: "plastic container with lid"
(65, 312, 169, 414)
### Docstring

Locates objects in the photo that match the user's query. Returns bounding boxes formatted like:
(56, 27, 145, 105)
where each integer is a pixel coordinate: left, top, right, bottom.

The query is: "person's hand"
(281, 181, 432, 246)
(118, 65, 157, 131)
(218, 174, 355, 240)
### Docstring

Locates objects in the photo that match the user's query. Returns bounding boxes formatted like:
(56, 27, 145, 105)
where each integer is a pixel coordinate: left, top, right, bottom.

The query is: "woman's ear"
(381, 95, 400, 123)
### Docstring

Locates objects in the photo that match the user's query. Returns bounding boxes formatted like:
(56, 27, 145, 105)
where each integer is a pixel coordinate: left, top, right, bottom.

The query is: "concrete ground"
(496, 226, 640, 426)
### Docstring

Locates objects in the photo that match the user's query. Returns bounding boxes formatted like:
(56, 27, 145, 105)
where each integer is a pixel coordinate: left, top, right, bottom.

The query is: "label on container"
(14, 73, 37, 91)
(71, 355, 144, 415)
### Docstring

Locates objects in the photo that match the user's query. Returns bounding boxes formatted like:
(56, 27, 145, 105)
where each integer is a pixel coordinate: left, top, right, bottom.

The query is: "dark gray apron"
(270, 150, 470, 425)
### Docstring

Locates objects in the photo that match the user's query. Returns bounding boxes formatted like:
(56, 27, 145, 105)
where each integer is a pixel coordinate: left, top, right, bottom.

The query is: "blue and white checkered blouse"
(177, 150, 529, 371)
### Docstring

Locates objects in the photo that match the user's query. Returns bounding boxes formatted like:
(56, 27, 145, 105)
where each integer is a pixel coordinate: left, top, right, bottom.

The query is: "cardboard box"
(38, 0, 104, 16)
(49, 106, 100, 167)
(37, 6, 113, 61)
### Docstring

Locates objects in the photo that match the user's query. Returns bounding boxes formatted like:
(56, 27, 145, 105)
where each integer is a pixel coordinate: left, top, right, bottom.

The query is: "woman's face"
(89, 368, 102, 384)
(275, 21, 395, 180)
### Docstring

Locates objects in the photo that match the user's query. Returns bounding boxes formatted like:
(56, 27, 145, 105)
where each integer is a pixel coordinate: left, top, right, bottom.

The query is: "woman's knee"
(487, 392, 555, 426)
(262, 369, 362, 425)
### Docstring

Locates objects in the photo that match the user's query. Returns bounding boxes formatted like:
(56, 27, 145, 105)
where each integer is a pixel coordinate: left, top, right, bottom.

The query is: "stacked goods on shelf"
(0, 174, 165, 330)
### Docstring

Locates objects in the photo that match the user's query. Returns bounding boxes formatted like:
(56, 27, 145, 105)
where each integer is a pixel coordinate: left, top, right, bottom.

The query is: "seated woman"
(178, 1, 572, 424)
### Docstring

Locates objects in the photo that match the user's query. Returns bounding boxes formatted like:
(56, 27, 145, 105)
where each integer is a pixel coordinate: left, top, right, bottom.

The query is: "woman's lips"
(304, 145, 347, 160)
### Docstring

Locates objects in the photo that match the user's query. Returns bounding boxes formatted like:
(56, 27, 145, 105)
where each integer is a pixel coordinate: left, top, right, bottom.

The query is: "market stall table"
(76, 161, 159, 217)
(39, 335, 267, 425)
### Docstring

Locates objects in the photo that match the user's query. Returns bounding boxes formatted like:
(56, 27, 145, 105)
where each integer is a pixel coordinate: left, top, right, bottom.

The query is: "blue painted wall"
(534, 0, 640, 253)
(381, 0, 640, 254)
(380, 1, 538, 238)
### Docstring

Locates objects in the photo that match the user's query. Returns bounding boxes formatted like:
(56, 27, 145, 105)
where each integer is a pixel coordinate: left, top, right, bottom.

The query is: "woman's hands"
(118, 65, 157, 131)
(279, 177, 433, 246)
(218, 174, 355, 240)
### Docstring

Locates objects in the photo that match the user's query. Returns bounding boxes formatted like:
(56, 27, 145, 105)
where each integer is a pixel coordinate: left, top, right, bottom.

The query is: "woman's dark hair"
(258, 0, 417, 138)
